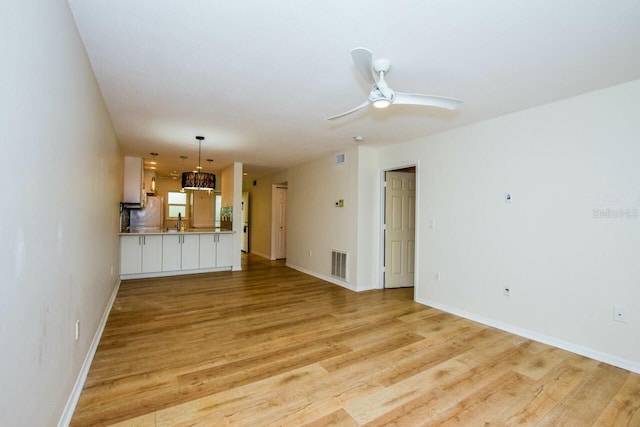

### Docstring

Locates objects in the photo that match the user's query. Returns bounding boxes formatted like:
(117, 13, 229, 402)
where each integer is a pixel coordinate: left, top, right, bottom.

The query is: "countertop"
(120, 228, 234, 235)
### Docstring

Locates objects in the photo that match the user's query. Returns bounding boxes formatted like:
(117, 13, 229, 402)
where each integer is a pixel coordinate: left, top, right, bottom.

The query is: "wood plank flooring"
(71, 254, 640, 426)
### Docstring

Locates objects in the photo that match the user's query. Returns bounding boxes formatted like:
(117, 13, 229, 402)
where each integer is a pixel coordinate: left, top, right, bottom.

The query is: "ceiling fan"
(326, 47, 462, 120)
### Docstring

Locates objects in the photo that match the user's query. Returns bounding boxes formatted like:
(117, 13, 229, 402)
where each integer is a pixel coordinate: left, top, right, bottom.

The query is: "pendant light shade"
(181, 171, 215, 190)
(182, 136, 215, 191)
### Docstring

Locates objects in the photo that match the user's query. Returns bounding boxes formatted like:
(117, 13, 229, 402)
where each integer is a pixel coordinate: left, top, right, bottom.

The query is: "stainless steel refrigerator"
(129, 196, 164, 232)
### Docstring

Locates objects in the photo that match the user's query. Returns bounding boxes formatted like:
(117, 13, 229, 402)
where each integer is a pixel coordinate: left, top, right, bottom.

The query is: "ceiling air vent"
(335, 153, 346, 165)
(331, 250, 348, 280)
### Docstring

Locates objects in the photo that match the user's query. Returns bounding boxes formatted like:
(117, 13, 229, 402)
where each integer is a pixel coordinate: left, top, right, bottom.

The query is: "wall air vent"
(335, 153, 346, 165)
(331, 250, 348, 280)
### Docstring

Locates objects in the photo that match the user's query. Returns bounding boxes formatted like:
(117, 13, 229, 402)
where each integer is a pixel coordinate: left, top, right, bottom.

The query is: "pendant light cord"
(196, 136, 204, 172)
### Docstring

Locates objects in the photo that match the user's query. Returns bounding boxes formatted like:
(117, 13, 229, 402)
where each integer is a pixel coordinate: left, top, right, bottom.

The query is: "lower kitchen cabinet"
(162, 234, 200, 271)
(141, 235, 163, 272)
(181, 234, 200, 270)
(199, 234, 216, 269)
(215, 233, 233, 267)
(120, 232, 233, 278)
(120, 234, 163, 275)
(199, 233, 233, 268)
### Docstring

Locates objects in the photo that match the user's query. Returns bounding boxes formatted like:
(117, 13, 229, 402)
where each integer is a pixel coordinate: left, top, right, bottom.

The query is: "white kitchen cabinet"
(120, 235, 142, 275)
(215, 233, 233, 267)
(141, 235, 163, 273)
(121, 231, 234, 279)
(123, 156, 145, 206)
(199, 234, 216, 269)
(199, 233, 233, 268)
(120, 235, 162, 274)
(162, 234, 200, 271)
(162, 234, 181, 271)
(181, 234, 200, 270)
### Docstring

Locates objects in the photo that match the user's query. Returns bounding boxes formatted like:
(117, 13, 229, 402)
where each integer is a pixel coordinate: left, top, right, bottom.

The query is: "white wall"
(286, 148, 359, 289)
(0, 1, 122, 425)
(232, 162, 243, 270)
(220, 164, 234, 208)
(221, 162, 243, 270)
(355, 145, 380, 290)
(373, 80, 640, 371)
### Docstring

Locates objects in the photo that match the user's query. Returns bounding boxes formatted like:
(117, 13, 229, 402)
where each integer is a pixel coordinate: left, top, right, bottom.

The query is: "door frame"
(378, 162, 420, 293)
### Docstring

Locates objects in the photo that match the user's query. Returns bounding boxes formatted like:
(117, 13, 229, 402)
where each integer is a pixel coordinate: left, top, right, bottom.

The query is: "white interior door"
(273, 186, 287, 259)
(384, 171, 416, 288)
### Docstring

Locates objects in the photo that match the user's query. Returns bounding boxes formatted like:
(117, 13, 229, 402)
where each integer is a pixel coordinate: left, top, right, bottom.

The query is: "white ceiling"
(67, 0, 640, 179)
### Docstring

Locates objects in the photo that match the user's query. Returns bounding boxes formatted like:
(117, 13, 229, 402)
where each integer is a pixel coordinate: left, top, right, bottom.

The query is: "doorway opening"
(382, 166, 417, 290)
(271, 184, 288, 260)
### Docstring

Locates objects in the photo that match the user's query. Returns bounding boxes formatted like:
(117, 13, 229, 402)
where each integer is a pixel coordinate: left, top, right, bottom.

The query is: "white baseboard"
(58, 278, 121, 427)
(417, 297, 640, 375)
(285, 262, 358, 292)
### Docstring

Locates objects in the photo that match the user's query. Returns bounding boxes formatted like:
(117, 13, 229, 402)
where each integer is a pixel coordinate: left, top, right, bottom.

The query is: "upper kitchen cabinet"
(123, 156, 145, 207)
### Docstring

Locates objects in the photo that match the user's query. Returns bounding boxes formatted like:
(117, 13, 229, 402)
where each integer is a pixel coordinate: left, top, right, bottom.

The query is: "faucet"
(177, 212, 182, 231)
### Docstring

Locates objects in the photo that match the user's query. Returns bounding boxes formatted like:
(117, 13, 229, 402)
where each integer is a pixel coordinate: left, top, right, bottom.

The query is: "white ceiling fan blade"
(325, 100, 370, 121)
(350, 47, 375, 85)
(393, 92, 462, 110)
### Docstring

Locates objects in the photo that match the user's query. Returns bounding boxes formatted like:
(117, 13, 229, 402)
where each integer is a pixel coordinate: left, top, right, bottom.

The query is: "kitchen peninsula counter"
(119, 229, 235, 279)
(119, 228, 234, 235)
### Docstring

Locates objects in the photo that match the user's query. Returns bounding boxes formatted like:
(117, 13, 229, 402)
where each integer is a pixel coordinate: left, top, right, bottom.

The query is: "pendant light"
(149, 152, 158, 193)
(181, 136, 216, 191)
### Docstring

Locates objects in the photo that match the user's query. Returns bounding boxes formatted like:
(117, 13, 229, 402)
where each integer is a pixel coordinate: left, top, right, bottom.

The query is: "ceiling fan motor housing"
(373, 58, 391, 74)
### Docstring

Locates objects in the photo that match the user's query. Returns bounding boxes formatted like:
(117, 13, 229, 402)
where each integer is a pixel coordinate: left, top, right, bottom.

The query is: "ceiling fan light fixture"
(372, 98, 391, 109)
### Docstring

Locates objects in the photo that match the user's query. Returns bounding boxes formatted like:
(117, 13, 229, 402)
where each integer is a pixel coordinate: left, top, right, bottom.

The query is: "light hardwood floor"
(71, 254, 640, 426)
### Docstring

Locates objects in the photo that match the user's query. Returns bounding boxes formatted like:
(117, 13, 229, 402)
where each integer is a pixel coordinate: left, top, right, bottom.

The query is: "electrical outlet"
(75, 320, 80, 340)
(435, 272, 441, 281)
(503, 286, 511, 296)
(308, 250, 312, 257)
(614, 306, 627, 323)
